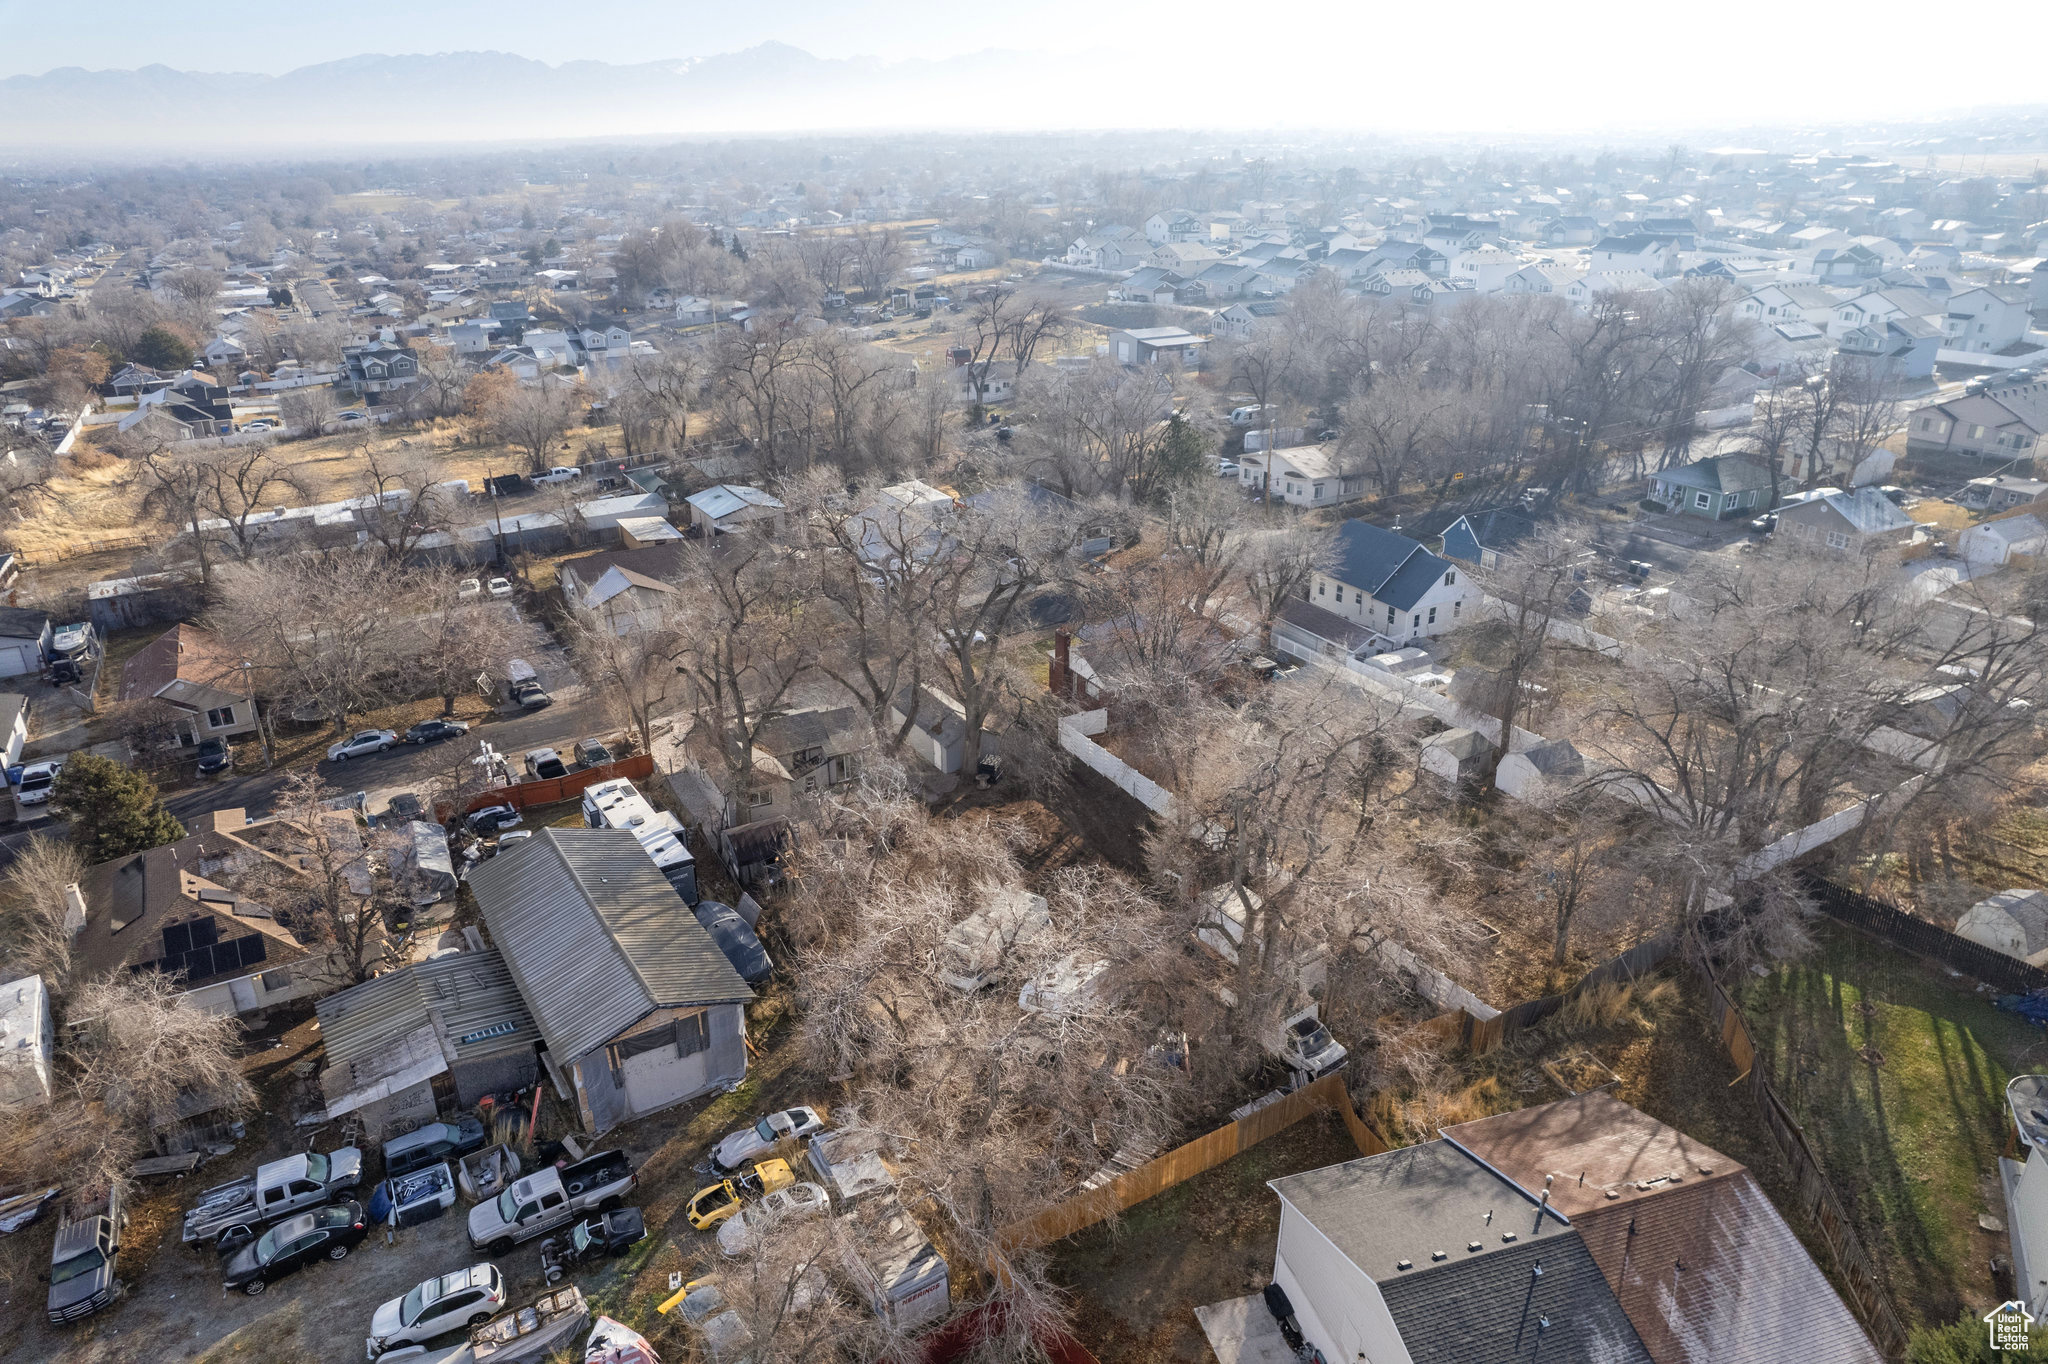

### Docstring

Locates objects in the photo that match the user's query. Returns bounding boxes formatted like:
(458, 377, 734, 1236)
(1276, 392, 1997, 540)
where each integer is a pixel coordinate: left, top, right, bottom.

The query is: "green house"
(1646, 455, 1775, 520)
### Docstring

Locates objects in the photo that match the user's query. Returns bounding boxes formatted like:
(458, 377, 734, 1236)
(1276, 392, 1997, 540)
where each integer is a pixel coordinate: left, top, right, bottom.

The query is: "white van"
(1230, 403, 1279, 426)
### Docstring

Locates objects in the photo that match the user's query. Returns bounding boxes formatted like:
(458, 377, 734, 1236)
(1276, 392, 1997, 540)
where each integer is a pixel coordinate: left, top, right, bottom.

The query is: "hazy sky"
(0, 0, 2027, 134)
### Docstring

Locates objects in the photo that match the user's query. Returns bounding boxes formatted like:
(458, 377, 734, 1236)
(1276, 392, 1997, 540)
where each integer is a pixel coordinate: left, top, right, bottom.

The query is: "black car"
(406, 718, 472, 745)
(387, 792, 426, 823)
(382, 1116, 487, 1179)
(692, 901, 774, 984)
(540, 1207, 646, 1285)
(220, 1202, 367, 1295)
(465, 805, 521, 835)
(196, 736, 233, 776)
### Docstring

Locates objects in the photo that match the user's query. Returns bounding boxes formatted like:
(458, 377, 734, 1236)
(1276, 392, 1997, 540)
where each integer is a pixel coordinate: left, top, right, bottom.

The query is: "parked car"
(405, 718, 471, 745)
(15, 760, 60, 806)
(386, 792, 426, 823)
(504, 659, 550, 710)
(46, 1190, 125, 1325)
(687, 1160, 794, 1232)
(338, 409, 368, 423)
(240, 420, 275, 433)
(468, 1151, 635, 1255)
(367, 1264, 507, 1354)
(573, 737, 614, 768)
(711, 1107, 826, 1174)
(1216, 460, 1240, 478)
(715, 1181, 828, 1257)
(523, 748, 568, 781)
(539, 1208, 646, 1285)
(184, 1146, 365, 1248)
(532, 466, 582, 485)
(221, 1202, 368, 1294)
(486, 577, 514, 599)
(196, 737, 233, 776)
(457, 578, 482, 602)
(693, 901, 774, 984)
(328, 730, 399, 762)
(465, 805, 521, 835)
(384, 1117, 488, 1179)
(1749, 512, 1777, 533)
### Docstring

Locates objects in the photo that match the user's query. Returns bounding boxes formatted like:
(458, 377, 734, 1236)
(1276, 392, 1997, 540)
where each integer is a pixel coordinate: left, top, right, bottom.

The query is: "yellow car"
(686, 1159, 793, 1232)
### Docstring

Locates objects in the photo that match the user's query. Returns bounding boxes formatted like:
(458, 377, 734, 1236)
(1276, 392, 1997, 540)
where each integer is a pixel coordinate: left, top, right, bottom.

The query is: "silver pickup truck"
(182, 1147, 364, 1249)
(466, 1151, 633, 1256)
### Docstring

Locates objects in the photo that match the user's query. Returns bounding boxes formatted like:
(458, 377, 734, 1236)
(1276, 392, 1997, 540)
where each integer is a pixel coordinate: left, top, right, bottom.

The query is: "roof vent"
(1431, 1250, 1447, 1262)
(1605, 1189, 1621, 1199)
(1467, 1241, 1482, 1253)
(1501, 1232, 1517, 1243)
(1396, 1259, 1412, 1271)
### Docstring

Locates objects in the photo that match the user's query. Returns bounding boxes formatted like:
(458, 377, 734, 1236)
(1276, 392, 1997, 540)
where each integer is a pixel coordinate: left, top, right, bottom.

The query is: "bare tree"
(280, 385, 337, 437)
(485, 380, 582, 471)
(225, 772, 394, 987)
(0, 835, 89, 986)
(847, 225, 909, 301)
(352, 440, 461, 559)
(191, 444, 311, 561)
(1465, 524, 1589, 786)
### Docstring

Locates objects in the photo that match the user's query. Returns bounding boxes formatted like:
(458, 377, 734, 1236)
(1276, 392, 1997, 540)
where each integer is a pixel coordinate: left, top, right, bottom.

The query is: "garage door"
(0, 643, 38, 678)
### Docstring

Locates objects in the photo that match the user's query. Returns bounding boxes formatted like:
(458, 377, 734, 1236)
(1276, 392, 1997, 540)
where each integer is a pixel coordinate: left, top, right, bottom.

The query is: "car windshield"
(495, 1187, 521, 1223)
(572, 1221, 594, 1253)
(49, 1247, 105, 1285)
(753, 1118, 777, 1143)
(305, 1152, 329, 1184)
(402, 1271, 451, 1323)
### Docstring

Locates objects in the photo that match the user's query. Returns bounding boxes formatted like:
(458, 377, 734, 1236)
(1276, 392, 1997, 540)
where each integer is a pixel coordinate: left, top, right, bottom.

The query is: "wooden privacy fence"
(995, 1073, 1385, 1256)
(453, 753, 656, 815)
(1803, 873, 2048, 994)
(1410, 930, 1681, 1056)
(1692, 939, 1912, 1359)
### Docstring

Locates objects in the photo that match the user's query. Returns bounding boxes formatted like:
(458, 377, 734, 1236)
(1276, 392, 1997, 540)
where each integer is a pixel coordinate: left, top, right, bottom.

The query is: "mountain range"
(0, 44, 1132, 155)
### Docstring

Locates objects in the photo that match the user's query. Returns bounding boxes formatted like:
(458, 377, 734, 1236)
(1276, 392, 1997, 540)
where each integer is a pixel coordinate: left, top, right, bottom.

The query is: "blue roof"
(1439, 508, 1538, 565)
(1329, 521, 1456, 612)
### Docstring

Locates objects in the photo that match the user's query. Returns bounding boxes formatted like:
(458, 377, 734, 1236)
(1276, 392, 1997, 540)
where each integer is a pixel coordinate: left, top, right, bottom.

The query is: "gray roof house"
(1310, 521, 1475, 643)
(1260, 1140, 1653, 1364)
(1646, 455, 1774, 520)
(1774, 486, 1916, 553)
(1957, 889, 2048, 967)
(466, 829, 754, 1135)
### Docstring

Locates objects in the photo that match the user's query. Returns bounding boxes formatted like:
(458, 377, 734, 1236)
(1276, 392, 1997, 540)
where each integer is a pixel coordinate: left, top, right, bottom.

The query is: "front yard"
(1740, 919, 2048, 1329)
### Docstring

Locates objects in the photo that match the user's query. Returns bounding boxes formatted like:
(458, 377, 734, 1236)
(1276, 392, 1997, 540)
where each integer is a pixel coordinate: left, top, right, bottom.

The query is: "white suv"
(15, 761, 60, 806)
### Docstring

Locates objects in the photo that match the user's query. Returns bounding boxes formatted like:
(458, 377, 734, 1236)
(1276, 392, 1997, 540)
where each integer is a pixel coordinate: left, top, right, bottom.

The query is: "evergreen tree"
(1156, 411, 1214, 491)
(131, 325, 193, 371)
(52, 754, 187, 864)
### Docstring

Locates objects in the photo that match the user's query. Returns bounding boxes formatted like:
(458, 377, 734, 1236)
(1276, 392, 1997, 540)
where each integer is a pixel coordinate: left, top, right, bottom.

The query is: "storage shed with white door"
(0, 607, 51, 679)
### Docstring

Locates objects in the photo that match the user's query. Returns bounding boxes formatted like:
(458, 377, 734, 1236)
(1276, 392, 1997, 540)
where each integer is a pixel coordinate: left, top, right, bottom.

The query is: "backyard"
(1740, 919, 2048, 1329)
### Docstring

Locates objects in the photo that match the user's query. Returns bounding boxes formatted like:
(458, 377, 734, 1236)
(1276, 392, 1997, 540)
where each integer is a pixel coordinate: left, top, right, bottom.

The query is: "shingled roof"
(1327, 520, 1459, 612)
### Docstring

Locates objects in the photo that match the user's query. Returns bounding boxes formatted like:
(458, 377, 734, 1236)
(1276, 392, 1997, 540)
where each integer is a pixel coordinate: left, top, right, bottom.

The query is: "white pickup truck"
(467, 1151, 634, 1255)
(182, 1146, 364, 1249)
(531, 466, 582, 485)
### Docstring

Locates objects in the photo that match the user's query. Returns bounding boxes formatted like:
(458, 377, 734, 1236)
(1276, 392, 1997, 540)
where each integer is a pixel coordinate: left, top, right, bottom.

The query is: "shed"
(399, 821, 459, 906)
(1493, 738, 1587, 803)
(0, 606, 52, 678)
(615, 516, 684, 550)
(843, 1194, 950, 1330)
(1418, 727, 1492, 792)
(0, 974, 54, 1109)
(1957, 889, 2048, 966)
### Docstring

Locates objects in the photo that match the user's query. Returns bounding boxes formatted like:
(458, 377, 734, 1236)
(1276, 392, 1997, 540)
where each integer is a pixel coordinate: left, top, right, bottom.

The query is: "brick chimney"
(1050, 628, 1072, 698)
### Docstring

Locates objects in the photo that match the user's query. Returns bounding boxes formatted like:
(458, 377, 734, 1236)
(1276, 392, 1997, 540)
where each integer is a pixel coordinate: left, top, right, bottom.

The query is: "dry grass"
(1559, 977, 1677, 1030)
(194, 1301, 312, 1364)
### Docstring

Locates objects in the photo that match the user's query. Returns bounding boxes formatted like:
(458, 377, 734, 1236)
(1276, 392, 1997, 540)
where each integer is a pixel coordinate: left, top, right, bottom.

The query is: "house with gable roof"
(1310, 520, 1474, 642)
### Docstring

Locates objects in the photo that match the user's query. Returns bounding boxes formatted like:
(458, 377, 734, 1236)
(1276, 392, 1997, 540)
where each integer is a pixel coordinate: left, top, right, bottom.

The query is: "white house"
(1587, 234, 1675, 276)
(1236, 444, 1366, 508)
(1449, 247, 1524, 293)
(1564, 269, 1660, 307)
(1310, 520, 1474, 643)
(1502, 261, 1585, 295)
(1826, 289, 1940, 342)
(1737, 283, 1844, 328)
(1958, 514, 2048, 567)
(674, 296, 716, 326)
(0, 974, 54, 1109)
(1943, 284, 2035, 356)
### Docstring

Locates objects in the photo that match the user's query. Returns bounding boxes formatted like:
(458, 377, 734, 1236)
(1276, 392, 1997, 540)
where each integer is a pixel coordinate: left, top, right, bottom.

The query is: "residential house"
(557, 543, 686, 629)
(1438, 507, 1539, 569)
(1502, 261, 1585, 295)
(1212, 300, 1280, 341)
(1065, 225, 1138, 269)
(575, 321, 634, 370)
(314, 946, 540, 1139)
(70, 814, 335, 1017)
(487, 300, 531, 330)
(1180, 261, 1262, 301)
(1148, 242, 1225, 276)
(340, 340, 420, 397)
(744, 705, 866, 817)
(1647, 454, 1773, 520)
(0, 607, 52, 678)
(1825, 289, 1941, 342)
(1737, 283, 1846, 328)
(104, 364, 171, 398)
(1311, 520, 1473, 642)
(1449, 247, 1524, 292)
(1107, 327, 1204, 369)
(1250, 256, 1320, 294)
(117, 622, 261, 746)
(1109, 267, 1185, 305)
(201, 334, 248, 371)
(1442, 1093, 1885, 1364)
(1811, 242, 1889, 285)
(1835, 314, 1942, 381)
(673, 296, 716, 326)
(447, 321, 493, 356)
(1257, 1139, 1654, 1364)
(1534, 215, 1602, 245)
(1906, 390, 2048, 460)
(1774, 487, 1917, 554)
(1958, 890, 2048, 966)
(466, 828, 754, 1136)
(1143, 210, 1200, 244)
(950, 244, 999, 270)
(684, 484, 787, 537)
(1957, 514, 2048, 567)
(1959, 473, 2048, 512)
(852, 480, 956, 565)
(1364, 270, 1472, 308)
(1943, 284, 2035, 355)
(1235, 445, 1366, 508)
(1588, 234, 1676, 276)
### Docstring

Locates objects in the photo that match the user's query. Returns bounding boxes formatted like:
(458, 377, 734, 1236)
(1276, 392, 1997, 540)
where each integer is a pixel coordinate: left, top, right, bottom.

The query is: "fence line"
(1803, 873, 2048, 994)
(1690, 936, 1911, 1359)
(994, 1073, 1383, 1255)
(441, 752, 655, 818)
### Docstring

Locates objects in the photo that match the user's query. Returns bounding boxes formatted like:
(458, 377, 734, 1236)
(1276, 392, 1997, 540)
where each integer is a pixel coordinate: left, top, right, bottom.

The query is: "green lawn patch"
(1741, 921, 2047, 1328)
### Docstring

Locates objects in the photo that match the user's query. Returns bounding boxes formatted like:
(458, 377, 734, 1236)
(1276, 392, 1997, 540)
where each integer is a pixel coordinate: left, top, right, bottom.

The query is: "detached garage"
(0, 608, 51, 680)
